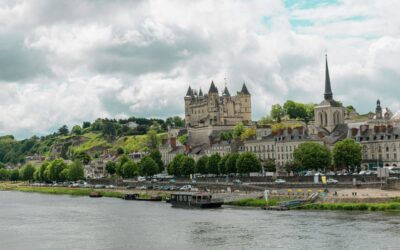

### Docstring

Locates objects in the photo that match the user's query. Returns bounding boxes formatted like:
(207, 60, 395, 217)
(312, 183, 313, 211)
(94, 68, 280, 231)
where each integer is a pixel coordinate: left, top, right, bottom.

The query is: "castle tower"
(375, 99, 382, 119)
(207, 81, 219, 125)
(238, 82, 252, 124)
(184, 86, 193, 126)
(314, 54, 346, 132)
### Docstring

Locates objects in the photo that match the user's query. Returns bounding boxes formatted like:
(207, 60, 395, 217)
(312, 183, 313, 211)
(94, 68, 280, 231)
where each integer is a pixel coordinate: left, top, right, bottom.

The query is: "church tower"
(314, 54, 346, 133)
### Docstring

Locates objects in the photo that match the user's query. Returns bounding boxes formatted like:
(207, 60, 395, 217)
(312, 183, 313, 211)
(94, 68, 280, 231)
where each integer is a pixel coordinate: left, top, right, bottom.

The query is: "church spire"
(324, 54, 333, 101)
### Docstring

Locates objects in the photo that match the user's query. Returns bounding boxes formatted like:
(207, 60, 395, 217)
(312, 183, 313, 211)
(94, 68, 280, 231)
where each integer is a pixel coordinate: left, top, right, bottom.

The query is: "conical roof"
(222, 86, 230, 96)
(185, 86, 193, 96)
(241, 82, 250, 95)
(324, 54, 333, 101)
(199, 89, 203, 96)
(208, 81, 218, 93)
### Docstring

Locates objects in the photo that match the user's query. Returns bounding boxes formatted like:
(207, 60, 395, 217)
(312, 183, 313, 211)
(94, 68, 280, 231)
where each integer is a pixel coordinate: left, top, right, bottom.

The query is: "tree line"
(166, 152, 262, 177)
(0, 159, 84, 182)
(287, 138, 362, 174)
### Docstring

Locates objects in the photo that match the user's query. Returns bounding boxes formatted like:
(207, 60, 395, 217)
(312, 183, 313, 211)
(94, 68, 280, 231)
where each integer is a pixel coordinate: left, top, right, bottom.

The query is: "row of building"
(160, 55, 400, 172)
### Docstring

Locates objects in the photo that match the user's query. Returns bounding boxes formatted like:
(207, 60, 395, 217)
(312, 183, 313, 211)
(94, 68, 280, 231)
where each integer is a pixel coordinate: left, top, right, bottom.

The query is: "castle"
(184, 81, 252, 127)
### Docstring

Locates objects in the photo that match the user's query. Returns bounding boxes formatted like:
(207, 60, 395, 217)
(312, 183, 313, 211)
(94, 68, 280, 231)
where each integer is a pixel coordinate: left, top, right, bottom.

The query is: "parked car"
(327, 179, 339, 184)
(169, 179, 176, 183)
(137, 176, 146, 182)
(106, 185, 115, 189)
(274, 179, 286, 184)
(179, 185, 192, 191)
(232, 179, 242, 185)
(137, 185, 147, 190)
(94, 184, 105, 189)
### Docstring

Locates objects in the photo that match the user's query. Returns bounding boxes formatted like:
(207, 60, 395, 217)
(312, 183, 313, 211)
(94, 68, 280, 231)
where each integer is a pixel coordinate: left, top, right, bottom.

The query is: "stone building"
(184, 81, 251, 127)
(314, 55, 346, 133)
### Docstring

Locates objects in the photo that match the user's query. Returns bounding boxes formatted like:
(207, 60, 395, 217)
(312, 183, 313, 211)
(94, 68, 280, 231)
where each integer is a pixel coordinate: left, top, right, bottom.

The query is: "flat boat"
(169, 192, 223, 209)
(123, 194, 162, 201)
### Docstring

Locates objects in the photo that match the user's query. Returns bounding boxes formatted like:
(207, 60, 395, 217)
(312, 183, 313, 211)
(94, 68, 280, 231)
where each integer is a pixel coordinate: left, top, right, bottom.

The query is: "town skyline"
(1, 0, 400, 139)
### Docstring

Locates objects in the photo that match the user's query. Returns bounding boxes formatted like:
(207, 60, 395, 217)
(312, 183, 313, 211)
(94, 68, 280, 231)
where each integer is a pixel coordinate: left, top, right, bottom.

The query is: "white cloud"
(0, 0, 400, 138)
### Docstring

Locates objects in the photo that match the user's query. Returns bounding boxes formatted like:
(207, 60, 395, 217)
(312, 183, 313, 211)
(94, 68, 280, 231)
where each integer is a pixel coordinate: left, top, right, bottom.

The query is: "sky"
(1, 0, 400, 139)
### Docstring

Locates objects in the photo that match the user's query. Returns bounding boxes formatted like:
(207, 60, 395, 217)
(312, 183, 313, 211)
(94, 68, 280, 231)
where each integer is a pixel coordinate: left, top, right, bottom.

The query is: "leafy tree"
(71, 125, 82, 135)
(284, 160, 302, 174)
(45, 158, 67, 182)
(0, 162, 5, 169)
(236, 152, 261, 175)
(36, 162, 49, 182)
(58, 125, 69, 136)
(20, 164, 35, 182)
(75, 151, 91, 165)
(168, 154, 185, 176)
(166, 116, 185, 127)
(147, 129, 159, 149)
(206, 153, 221, 175)
(293, 142, 331, 171)
(139, 156, 158, 177)
(195, 155, 209, 174)
(102, 120, 116, 138)
(0, 168, 9, 180)
(10, 169, 20, 181)
(270, 104, 284, 122)
(149, 150, 163, 173)
(218, 154, 230, 175)
(220, 132, 233, 141)
(123, 161, 138, 178)
(258, 116, 274, 125)
(116, 147, 124, 155)
(283, 100, 314, 123)
(264, 158, 276, 172)
(233, 123, 245, 139)
(177, 134, 188, 145)
(105, 161, 116, 176)
(60, 168, 69, 182)
(179, 156, 195, 177)
(68, 161, 84, 181)
(241, 128, 256, 140)
(333, 138, 362, 172)
(82, 121, 91, 129)
(225, 153, 239, 174)
(116, 155, 130, 177)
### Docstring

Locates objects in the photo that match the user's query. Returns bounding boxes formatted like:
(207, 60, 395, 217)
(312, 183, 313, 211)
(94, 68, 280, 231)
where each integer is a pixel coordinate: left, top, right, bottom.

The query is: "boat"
(89, 191, 102, 198)
(169, 192, 223, 209)
(123, 193, 162, 201)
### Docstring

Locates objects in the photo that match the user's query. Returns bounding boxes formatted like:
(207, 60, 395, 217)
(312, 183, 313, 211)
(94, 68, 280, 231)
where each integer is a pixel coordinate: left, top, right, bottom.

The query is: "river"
(1, 191, 400, 250)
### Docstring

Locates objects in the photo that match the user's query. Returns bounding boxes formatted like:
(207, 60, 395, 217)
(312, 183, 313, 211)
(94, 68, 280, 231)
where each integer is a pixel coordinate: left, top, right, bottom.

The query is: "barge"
(169, 192, 223, 209)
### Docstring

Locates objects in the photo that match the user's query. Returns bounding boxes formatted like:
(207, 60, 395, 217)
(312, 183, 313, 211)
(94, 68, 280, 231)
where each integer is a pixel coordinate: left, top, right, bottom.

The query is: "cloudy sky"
(1, 0, 400, 139)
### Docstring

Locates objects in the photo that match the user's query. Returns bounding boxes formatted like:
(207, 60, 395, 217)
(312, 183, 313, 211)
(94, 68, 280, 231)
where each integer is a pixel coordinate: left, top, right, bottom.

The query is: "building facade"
(184, 81, 251, 127)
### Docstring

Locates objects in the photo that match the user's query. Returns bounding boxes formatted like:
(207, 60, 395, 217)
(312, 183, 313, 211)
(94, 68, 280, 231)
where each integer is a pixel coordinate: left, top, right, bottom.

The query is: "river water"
(1, 191, 400, 250)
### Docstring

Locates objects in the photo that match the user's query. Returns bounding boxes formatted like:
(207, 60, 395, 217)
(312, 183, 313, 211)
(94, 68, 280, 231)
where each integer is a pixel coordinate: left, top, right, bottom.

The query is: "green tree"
(333, 138, 362, 172)
(168, 154, 185, 176)
(105, 161, 116, 176)
(293, 142, 331, 171)
(82, 121, 91, 129)
(264, 158, 276, 172)
(116, 155, 130, 177)
(236, 152, 261, 175)
(225, 153, 239, 174)
(59, 168, 69, 182)
(123, 161, 138, 178)
(58, 125, 69, 136)
(68, 161, 84, 181)
(36, 162, 49, 182)
(139, 156, 158, 177)
(233, 123, 245, 139)
(270, 104, 284, 122)
(46, 158, 67, 182)
(206, 153, 221, 175)
(241, 128, 256, 140)
(179, 156, 195, 177)
(149, 150, 164, 173)
(102, 120, 116, 138)
(166, 116, 185, 127)
(220, 132, 233, 141)
(0, 168, 9, 180)
(284, 160, 302, 174)
(20, 164, 35, 182)
(147, 129, 159, 149)
(10, 169, 20, 181)
(258, 116, 274, 125)
(218, 154, 230, 175)
(0, 162, 5, 169)
(177, 134, 188, 145)
(71, 125, 82, 135)
(195, 155, 208, 174)
(74, 151, 91, 165)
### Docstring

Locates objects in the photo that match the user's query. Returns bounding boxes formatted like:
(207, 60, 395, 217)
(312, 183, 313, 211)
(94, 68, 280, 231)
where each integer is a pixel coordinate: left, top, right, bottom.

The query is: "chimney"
(170, 137, 177, 149)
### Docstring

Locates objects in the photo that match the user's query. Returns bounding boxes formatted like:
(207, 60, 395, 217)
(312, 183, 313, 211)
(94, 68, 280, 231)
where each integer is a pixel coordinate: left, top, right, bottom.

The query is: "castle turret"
(184, 86, 193, 125)
(238, 82, 251, 124)
(375, 99, 382, 119)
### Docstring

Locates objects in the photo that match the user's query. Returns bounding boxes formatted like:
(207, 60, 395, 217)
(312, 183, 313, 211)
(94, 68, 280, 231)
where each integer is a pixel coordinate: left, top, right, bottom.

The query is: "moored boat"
(169, 192, 223, 209)
(123, 193, 162, 201)
(89, 191, 102, 198)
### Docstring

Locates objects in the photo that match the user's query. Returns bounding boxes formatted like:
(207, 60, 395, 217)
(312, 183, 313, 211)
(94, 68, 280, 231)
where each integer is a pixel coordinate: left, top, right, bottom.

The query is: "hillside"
(0, 116, 183, 165)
